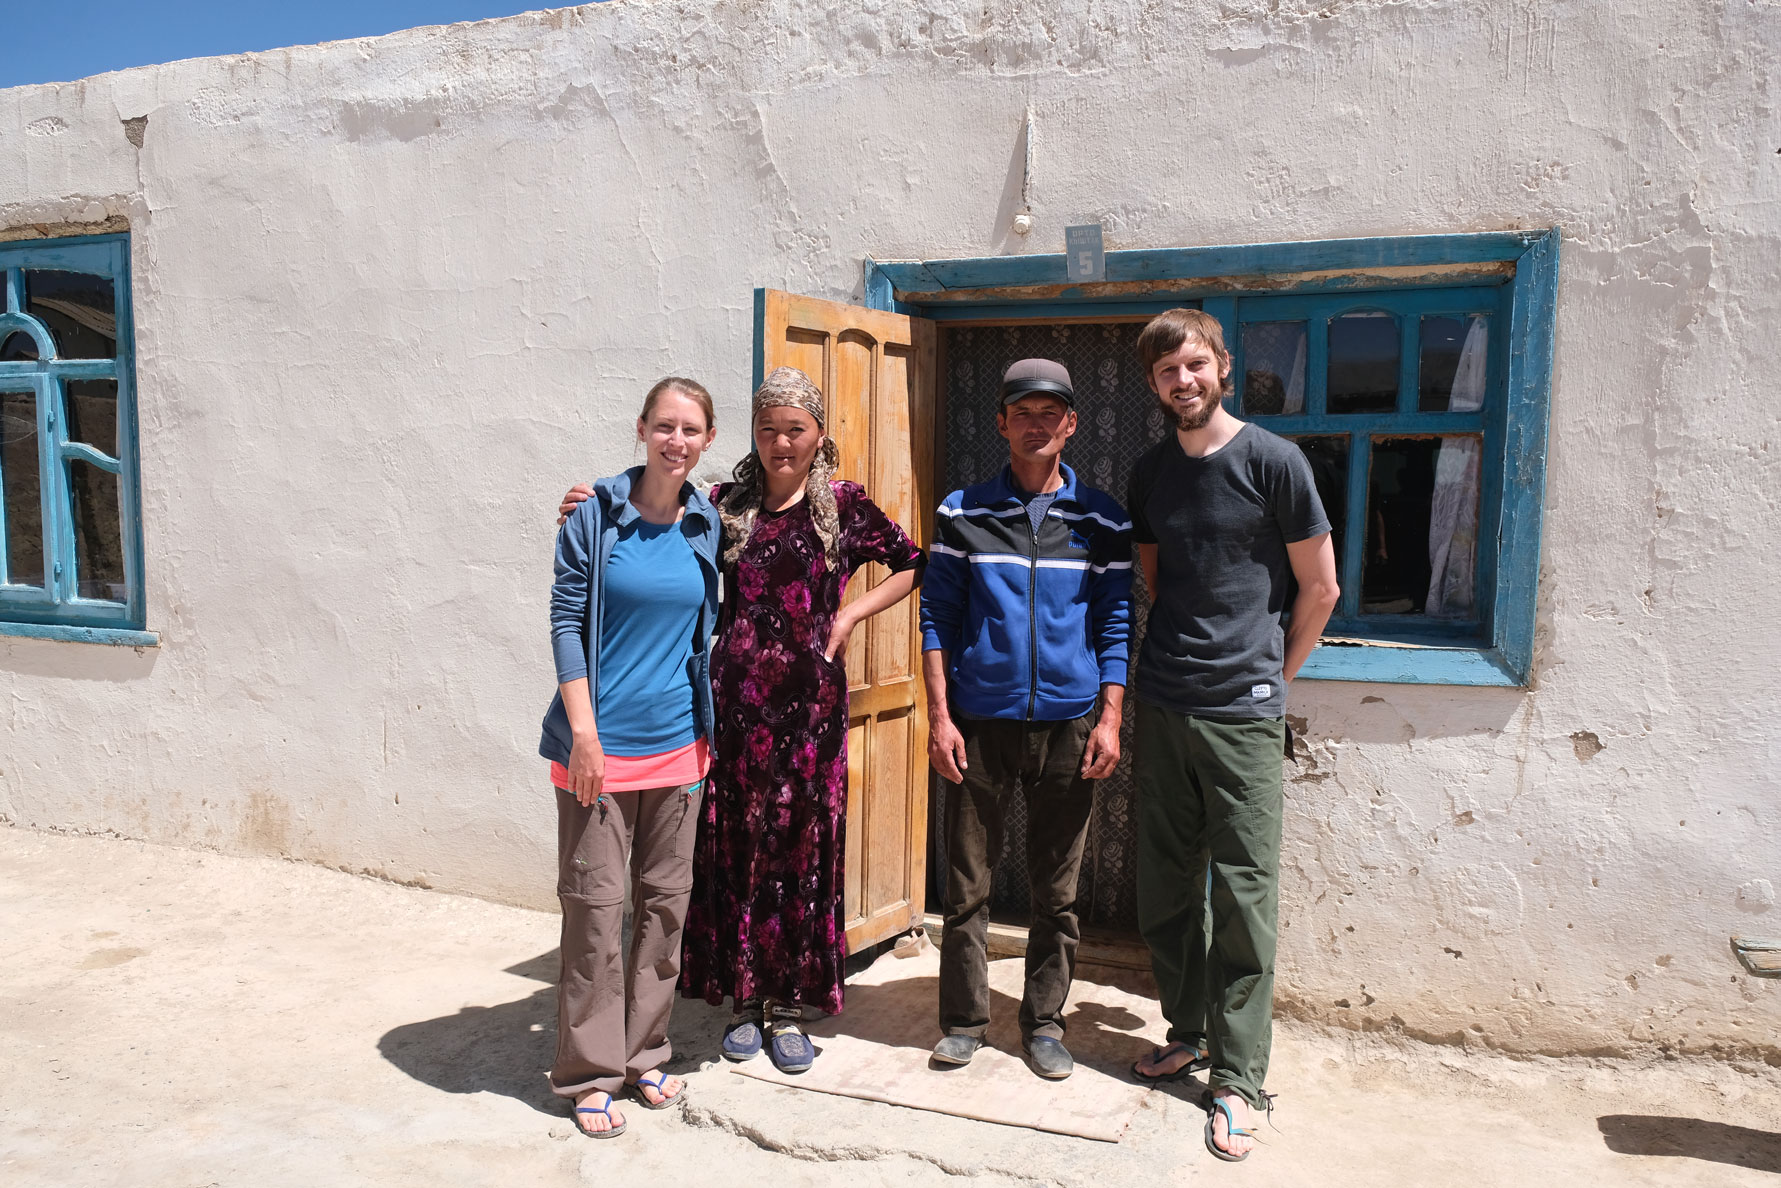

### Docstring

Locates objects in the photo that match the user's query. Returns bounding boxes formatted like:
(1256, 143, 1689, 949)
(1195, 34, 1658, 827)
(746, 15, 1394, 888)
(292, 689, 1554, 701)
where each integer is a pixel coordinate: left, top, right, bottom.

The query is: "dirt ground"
(2, 825, 1778, 1187)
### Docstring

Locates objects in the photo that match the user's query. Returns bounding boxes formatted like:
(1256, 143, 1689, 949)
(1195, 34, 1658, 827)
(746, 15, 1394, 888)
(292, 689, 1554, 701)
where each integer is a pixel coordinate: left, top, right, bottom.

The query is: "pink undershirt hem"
(550, 735, 711, 795)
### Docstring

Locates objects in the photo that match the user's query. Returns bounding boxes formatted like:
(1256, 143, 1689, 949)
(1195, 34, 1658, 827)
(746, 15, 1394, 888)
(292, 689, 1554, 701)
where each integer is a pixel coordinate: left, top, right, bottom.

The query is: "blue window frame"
(863, 229, 1559, 686)
(0, 234, 150, 644)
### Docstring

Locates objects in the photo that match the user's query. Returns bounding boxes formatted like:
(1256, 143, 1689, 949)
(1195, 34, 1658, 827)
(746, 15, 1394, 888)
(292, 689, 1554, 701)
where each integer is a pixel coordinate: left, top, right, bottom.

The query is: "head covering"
(1001, 358, 1075, 406)
(718, 366, 842, 570)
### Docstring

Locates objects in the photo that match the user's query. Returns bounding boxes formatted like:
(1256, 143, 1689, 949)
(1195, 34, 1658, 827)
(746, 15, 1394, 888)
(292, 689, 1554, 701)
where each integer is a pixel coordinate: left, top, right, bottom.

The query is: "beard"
(1158, 387, 1221, 432)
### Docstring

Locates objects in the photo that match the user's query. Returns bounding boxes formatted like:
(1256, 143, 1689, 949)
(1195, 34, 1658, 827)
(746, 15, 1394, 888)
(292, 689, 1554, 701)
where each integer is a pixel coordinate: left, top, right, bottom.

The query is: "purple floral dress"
(679, 480, 924, 1015)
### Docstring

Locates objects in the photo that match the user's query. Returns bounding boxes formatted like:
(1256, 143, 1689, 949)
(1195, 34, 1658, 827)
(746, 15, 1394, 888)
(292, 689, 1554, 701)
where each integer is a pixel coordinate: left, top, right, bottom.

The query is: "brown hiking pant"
(550, 780, 702, 1099)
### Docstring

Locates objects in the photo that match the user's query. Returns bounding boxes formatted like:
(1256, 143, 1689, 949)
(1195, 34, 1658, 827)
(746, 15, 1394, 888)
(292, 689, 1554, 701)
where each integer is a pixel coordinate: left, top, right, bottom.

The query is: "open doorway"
(927, 318, 1171, 937)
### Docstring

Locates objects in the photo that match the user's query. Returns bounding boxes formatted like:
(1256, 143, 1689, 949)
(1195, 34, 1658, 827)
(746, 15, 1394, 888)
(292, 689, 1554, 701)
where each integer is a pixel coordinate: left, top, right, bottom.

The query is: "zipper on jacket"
(1025, 504, 1040, 721)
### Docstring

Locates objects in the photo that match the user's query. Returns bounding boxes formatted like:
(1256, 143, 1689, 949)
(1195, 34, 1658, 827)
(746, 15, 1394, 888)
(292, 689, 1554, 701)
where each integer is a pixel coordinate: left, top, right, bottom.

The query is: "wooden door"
(755, 288, 937, 953)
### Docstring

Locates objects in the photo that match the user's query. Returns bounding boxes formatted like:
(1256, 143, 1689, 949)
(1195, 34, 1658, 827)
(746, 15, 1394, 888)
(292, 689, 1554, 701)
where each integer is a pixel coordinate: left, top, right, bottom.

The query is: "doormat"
(731, 943, 1163, 1142)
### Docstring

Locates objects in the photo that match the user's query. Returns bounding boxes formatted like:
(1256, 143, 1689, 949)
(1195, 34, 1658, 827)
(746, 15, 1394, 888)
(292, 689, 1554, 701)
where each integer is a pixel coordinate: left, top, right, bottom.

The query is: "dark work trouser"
(551, 781, 702, 1099)
(938, 712, 1096, 1043)
(1133, 699, 1284, 1109)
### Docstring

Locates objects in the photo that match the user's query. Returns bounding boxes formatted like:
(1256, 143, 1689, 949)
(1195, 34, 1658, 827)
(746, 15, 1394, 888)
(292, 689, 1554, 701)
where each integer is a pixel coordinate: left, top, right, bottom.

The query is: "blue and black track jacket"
(919, 464, 1133, 722)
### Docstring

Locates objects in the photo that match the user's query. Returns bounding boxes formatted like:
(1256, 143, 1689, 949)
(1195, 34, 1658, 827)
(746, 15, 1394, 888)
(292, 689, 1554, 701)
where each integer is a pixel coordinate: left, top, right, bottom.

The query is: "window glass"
(1291, 435, 1348, 566)
(69, 460, 126, 602)
(24, 271, 117, 359)
(1329, 311, 1399, 414)
(1420, 315, 1489, 412)
(1241, 321, 1306, 415)
(1363, 435, 1481, 617)
(65, 380, 119, 458)
(1, 331, 39, 361)
(1, 391, 44, 588)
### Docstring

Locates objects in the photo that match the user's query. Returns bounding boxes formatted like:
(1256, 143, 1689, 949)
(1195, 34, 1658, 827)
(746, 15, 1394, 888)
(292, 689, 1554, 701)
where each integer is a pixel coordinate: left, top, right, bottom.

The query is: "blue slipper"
(722, 1006, 763, 1062)
(573, 1092, 626, 1140)
(764, 1002, 815, 1074)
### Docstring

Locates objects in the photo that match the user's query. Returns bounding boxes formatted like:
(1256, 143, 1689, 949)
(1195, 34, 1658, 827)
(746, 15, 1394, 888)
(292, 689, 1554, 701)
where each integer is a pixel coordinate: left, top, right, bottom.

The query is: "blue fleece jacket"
(538, 468, 721, 766)
(919, 464, 1133, 722)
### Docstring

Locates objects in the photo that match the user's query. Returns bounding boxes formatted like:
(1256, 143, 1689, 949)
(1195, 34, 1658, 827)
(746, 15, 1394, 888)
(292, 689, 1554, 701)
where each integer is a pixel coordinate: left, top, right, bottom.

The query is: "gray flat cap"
(1001, 358, 1074, 406)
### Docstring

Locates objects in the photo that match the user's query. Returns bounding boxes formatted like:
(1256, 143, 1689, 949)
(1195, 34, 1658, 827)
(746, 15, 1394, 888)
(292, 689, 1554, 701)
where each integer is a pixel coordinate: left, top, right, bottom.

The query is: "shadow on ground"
(1599, 1115, 1781, 1174)
(794, 963, 1159, 1086)
(376, 949, 730, 1116)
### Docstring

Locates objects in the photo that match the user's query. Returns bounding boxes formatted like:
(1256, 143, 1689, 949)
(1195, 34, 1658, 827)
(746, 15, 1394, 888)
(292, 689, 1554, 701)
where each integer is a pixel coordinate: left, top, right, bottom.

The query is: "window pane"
(1, 390, 44, 587)
(1241, 321, 1306, 415)
(1, 331, 39, 361)
(24, 270, 117, 360)
(65, 379, 119, 457)
(1363, 435, 1481, 617)
(1420, 315, 1489, 412)
(1290, 436, 1349, 569)
(1328, 311, 1399, 414)
(69, 460, 126, 602)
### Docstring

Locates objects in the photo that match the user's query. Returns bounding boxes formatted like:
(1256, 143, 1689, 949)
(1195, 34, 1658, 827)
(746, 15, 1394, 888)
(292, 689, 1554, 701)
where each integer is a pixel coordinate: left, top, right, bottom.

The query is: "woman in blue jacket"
(538, 377, 721, 1139)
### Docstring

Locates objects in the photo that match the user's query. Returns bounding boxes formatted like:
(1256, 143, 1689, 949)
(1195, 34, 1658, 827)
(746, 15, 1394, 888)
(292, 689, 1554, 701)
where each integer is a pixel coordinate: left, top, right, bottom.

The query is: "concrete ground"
(3, 826, 1778, 1188)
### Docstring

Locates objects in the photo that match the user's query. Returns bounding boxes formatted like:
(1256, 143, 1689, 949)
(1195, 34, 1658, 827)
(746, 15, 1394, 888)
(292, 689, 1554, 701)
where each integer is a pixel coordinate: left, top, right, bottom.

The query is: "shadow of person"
(791, 972, 958, 1054)
(1598, 1114, 1781, 1174)
(808, 960, 1166, 1086)
(377, 957, 561, 1116)
(376, 949, 732, 1117)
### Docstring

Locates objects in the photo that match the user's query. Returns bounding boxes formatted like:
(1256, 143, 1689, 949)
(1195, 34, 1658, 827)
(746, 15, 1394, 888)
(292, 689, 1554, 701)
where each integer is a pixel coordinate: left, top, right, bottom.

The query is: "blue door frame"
(860, 229, 1560, 687)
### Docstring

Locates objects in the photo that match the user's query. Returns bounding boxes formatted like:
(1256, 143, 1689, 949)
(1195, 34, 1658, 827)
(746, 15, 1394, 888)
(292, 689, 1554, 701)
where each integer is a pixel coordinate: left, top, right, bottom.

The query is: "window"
(1230, 287, 1503, 642)
(865, 228, 1559, 685)
(0, 234, 147, 641)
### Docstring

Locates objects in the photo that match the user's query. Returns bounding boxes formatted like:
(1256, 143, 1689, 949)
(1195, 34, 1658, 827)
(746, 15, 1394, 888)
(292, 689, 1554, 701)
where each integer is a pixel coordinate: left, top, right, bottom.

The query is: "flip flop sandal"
(629, 1070, 686, 1110)
(573, 1093, 627, 1140)
(1204, 1097, 1254, 1162)
(1204, 1091, 1276, 1162)
(1132, 1041, 1210, 1083)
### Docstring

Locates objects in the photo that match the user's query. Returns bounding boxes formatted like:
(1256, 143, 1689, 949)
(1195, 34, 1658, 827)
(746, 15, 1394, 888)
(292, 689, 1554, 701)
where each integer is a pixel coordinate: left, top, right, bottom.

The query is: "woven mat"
(731, 943, 1161, 1142)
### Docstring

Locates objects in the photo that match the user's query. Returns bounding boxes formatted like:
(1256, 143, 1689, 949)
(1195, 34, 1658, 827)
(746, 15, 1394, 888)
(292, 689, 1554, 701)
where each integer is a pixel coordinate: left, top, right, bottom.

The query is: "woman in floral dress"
(680, 366, 924, 1072)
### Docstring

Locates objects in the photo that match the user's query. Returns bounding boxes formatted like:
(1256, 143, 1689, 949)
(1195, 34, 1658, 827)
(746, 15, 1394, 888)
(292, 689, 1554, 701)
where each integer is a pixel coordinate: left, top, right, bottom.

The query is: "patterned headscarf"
(718, 366, 842, 570)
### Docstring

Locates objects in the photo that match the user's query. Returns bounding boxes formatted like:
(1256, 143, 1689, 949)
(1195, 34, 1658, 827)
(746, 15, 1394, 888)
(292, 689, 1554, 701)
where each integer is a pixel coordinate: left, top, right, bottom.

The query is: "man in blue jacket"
(919, 358, 1133, 1081)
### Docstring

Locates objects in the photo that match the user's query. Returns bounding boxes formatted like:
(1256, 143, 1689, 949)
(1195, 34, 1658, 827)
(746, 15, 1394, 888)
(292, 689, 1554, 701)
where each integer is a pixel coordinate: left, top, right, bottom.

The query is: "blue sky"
(5, 3, 561, 90)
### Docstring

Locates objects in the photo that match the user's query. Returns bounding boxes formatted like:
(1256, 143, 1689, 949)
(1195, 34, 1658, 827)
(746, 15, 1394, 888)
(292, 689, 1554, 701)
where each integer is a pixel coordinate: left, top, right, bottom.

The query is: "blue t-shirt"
(596, 519, 703, 756)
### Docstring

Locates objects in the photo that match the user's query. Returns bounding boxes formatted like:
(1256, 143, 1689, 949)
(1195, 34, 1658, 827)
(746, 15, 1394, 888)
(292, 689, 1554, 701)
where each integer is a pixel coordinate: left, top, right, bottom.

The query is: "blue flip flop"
(629, 1070, 686, 1110)
(1132, 1040, 1211, 1084)
(574, 1092, 626, 1139)
(1204, 1092, 1275, 1162)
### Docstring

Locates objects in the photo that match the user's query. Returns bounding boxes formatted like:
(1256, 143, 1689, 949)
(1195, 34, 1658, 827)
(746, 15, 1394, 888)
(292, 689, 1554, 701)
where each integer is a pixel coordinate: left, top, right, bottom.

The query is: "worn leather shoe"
(1023, 1035, 1074, 1080)
(931, 1034, 984, 1066)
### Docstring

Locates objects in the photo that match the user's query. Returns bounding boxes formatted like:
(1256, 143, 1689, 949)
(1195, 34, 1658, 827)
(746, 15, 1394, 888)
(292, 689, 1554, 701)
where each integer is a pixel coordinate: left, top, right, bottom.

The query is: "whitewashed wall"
(2, 0, 1776, 1059)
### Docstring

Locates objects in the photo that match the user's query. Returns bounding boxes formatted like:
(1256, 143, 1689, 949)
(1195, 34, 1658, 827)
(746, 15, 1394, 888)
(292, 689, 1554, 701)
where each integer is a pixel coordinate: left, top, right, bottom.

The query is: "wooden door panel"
(865, 710, 914, 911)
(757, 288, 936, 953)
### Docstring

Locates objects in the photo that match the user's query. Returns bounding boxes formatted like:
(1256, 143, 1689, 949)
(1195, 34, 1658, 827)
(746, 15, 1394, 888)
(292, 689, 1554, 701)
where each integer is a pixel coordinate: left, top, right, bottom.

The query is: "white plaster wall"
(1, 0, 1776, 1059)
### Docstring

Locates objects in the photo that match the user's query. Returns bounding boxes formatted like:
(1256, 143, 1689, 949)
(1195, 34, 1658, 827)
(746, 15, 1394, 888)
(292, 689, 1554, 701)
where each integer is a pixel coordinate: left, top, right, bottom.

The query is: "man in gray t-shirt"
(1124, 309, 1339, 1164)
(1128, 421, 1330, 719)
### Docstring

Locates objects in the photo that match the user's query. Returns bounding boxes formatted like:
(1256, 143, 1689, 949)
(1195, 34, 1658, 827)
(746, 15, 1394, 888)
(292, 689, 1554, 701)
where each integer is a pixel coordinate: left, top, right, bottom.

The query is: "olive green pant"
(1133, 699, 1284, 1109)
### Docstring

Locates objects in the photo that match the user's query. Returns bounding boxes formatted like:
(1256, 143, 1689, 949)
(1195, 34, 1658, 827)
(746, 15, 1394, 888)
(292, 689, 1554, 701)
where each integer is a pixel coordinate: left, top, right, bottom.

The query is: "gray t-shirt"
(1127, 423, 1330, 719)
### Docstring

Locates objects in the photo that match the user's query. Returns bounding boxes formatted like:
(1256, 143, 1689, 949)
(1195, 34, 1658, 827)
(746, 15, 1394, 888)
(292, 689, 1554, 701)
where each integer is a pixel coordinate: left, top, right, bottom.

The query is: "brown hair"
(1136, 309, 1232, 394)
(638, 376, 716, 432)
